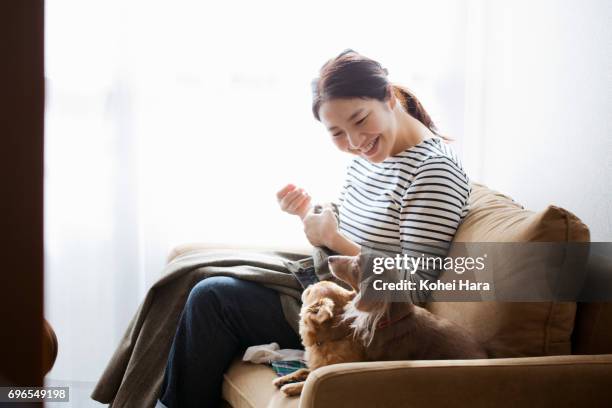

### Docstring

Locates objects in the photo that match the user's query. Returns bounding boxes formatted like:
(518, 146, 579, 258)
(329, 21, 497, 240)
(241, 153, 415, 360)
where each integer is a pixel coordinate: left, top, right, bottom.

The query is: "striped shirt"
(337, 136, 471, 302)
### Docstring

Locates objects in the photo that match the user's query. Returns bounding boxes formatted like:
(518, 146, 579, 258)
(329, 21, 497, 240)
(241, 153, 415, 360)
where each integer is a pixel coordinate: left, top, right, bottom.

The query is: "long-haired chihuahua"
(329, 252, 487, 361)
(273, 252, 487, 396)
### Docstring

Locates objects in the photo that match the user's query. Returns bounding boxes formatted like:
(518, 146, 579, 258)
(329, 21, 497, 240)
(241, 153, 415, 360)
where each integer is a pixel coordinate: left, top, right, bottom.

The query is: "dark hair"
(311, 49, 450, 141)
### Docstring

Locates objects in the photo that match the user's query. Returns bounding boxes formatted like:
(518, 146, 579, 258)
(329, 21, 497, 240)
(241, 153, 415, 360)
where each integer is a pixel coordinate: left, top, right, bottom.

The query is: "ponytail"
(390, 84, 453, 142)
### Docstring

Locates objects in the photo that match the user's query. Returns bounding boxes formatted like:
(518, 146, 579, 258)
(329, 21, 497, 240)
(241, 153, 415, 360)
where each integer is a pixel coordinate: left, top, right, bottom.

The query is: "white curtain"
(44, 0, 471, 387)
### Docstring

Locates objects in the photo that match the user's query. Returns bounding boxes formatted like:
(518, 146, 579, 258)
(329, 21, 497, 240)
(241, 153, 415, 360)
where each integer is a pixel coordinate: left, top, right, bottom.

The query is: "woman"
(158, 49, 470, 407)
(279, 49, 470, 301)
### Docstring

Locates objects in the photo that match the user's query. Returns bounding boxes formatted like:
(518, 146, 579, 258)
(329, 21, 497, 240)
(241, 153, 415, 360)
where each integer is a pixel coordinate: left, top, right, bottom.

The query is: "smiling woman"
(278, 50, 471, 304)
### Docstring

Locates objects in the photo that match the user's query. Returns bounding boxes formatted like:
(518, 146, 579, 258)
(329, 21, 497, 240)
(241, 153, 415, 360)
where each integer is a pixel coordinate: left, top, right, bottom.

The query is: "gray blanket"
(90, 248, 310, 407)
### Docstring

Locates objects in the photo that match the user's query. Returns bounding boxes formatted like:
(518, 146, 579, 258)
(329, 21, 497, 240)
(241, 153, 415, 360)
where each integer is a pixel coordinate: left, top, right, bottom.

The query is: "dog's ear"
(306, 298, 335, 324)
(328, 255, 360, 291)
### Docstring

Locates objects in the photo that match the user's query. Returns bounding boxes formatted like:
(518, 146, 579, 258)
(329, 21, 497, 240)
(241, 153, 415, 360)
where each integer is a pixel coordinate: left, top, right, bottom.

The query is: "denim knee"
(186, 276, 226, 310)
(184, 276, 244, 316)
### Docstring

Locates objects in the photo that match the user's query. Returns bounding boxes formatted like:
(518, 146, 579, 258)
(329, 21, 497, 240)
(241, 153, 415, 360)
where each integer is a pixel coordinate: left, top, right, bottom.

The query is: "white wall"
(466, 0, 612, 240)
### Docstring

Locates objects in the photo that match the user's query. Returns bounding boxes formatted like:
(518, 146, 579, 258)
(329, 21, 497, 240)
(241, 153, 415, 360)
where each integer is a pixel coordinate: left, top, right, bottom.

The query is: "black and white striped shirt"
(337, 136, 471, 302)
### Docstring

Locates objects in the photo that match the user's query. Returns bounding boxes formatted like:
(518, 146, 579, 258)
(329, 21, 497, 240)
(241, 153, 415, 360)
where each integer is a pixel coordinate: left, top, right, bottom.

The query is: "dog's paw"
(272, 368, 310, 389)
(280, 381, 304, 397)
(272, 376, 290, 388)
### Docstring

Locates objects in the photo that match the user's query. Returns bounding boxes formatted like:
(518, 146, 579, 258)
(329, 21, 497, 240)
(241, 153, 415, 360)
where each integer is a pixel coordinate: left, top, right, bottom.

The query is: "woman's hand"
(276, 184, 312, 220)
(302, 204, 338, 248)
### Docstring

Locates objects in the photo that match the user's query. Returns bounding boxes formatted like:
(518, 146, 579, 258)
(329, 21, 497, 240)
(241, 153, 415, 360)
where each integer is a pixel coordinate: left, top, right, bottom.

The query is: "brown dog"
(272, 280, 365, 396)
(329, 253, 488, 361)
(273, 252, 487, 396)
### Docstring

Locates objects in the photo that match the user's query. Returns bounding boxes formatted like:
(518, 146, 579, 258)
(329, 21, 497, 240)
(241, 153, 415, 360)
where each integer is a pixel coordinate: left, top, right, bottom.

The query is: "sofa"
(167, 183, 612, 408)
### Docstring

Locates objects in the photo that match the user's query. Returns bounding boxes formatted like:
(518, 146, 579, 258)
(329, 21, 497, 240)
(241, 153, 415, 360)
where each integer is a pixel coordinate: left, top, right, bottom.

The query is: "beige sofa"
(167, 184, 612, 408)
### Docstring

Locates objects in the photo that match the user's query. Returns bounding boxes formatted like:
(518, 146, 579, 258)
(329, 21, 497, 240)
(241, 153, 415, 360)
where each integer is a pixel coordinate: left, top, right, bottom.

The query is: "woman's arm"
(328, 230, 361, 256)
(302, 206, 361, 256)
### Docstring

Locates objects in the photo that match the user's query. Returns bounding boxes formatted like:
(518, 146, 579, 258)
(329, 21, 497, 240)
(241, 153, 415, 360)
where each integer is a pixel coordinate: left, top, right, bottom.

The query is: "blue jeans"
(158, 276, 303, 408)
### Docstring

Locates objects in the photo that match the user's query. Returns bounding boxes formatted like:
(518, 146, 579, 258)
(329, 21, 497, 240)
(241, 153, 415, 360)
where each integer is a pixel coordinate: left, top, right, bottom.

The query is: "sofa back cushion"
(426, 183, 589, 357)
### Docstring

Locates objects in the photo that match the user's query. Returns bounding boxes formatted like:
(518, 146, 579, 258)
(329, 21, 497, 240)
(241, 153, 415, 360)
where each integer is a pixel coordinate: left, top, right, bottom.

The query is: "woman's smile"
(350, 134, 382, 160)
(361, 135, 380, 158)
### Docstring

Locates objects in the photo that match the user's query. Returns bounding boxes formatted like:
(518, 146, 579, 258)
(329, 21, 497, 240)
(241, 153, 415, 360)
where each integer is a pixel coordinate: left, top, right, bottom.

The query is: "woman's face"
(318, 95, 398, 163)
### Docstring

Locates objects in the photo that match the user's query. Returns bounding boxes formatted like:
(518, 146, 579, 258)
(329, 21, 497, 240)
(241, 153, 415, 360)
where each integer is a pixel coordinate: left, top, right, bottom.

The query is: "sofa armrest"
(299, 354, 612, 408)
(166, 242, 311, 264)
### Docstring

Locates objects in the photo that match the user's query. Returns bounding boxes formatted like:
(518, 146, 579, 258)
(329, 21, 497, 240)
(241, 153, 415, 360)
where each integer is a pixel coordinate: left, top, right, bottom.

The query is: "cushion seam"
(315, 358, 612, 378)
(548, 208, 576, 355)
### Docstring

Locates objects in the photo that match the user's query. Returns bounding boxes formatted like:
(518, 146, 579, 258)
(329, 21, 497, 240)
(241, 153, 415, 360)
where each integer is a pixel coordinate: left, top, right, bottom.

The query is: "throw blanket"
(90, 248, 309, 408)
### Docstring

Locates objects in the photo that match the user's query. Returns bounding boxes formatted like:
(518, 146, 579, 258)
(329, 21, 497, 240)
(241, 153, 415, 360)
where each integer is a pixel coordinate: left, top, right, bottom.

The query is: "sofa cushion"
(222, 358, 299, 408)
(573, 302, 612, 355)
(452, 183, 589, 243)
(427, 183, 590, 357)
